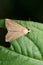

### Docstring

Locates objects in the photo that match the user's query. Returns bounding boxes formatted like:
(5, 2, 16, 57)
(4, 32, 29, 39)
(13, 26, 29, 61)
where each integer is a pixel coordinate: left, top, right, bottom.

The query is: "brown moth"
(5, 19, 31, 42)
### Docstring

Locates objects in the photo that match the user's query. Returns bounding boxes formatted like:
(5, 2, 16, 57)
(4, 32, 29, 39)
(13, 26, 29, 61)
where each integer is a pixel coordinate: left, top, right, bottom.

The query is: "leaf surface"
(0, 20, 43, 65)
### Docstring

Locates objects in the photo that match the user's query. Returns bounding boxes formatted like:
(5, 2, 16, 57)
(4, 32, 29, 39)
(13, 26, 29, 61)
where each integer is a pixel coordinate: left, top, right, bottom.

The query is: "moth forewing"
(5, 19, 31, 42)
(5, 32, 13, 42)
(5, 30, 28, 42)
(5, 19, 29, 32)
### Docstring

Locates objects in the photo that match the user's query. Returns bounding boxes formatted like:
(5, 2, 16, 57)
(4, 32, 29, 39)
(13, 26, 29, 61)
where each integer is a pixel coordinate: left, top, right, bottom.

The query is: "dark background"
(0, 0, 43, 22)
(0, 28, 10, 47)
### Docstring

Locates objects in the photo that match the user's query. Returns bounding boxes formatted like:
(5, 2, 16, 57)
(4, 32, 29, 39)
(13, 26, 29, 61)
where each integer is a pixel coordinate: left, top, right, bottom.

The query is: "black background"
(0, 0, 43, 22)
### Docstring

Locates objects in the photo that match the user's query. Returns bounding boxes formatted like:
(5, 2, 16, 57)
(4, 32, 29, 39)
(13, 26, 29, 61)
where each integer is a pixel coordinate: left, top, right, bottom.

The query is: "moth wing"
(5, 30, 28, 42)
(5, 32, 13, 42)
(5, 19, 28, 32)
(5, 19, 31, 42)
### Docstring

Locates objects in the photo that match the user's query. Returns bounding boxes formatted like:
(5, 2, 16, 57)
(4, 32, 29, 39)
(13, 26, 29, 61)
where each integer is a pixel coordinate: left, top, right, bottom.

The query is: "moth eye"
(28, 29, 31, 33)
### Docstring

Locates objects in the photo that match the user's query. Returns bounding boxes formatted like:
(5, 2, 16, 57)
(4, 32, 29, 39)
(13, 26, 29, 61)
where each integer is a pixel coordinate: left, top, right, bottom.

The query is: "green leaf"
(0, 19, 5, 28)
(0, 20, 43, 65)
(0, 46, 43, 65)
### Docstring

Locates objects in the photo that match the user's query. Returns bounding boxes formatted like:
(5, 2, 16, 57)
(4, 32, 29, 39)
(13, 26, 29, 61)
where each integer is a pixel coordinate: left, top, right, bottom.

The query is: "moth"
(5, 19, 31, 42)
